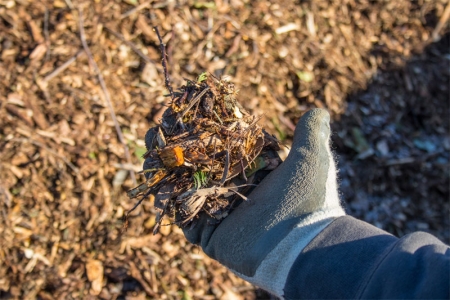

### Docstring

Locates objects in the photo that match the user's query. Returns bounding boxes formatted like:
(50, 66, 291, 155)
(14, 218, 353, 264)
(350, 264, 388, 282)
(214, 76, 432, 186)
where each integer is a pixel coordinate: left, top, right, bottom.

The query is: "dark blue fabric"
(283, 216, 450, 299)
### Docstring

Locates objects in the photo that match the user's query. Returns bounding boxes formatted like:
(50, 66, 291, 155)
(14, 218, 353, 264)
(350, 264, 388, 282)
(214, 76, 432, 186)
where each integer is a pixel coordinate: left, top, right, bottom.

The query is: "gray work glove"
(183, 108, 345, 297)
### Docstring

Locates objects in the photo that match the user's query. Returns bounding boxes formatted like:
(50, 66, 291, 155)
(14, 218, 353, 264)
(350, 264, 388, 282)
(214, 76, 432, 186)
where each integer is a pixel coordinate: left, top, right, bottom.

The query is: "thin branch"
(11, 138, 79, 174)
(44, 7, 50, 62)
(64, 0, 74, 9)
(44, 50, 84, 82)
(103, 26, 159, 68)
(431, 1, 450, 42)
(120, 0, 152, 19)
(179, 87, 210, 120)
(113, 163, 142, 173)
(78, 8, 137, 185)
(153, 26, 174, 100)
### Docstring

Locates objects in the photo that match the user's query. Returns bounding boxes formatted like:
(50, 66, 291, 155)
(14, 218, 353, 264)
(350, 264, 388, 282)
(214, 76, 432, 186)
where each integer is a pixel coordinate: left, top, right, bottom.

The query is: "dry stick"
(153, 26, 174, 100)
(431, 1, 450, 42)
(123, 189, 152, 231)
(192, 97, 201, 120)
(207, 138, 217, 183)
(64, 0, 74, 9)
(240, 159, 247, 181)
(103, 26, 159, 68)
(78, 8, 137, 185)
(44, 8, 50, 62)
(43, 50, 84, 82)
(113, 163, 142, 172)
(179, 87, 210, 119)
(124, 172, 173, 231)
(120, 0, 152, 19)
(220, 149, 230, 185)
(11, 138, 80, 174)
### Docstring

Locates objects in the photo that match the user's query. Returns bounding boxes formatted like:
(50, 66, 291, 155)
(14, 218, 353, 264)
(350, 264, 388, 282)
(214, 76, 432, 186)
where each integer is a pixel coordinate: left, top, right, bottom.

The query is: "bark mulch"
(0, 0, 448, 298)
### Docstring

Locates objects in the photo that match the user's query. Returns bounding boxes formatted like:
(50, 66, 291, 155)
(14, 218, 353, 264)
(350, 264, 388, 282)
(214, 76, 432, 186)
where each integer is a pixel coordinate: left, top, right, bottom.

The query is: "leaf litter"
(125, 40, 282, 233)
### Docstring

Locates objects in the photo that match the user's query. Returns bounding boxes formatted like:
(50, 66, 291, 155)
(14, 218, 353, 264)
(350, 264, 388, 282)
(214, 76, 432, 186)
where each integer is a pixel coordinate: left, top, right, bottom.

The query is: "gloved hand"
(182, 108, 345, 297)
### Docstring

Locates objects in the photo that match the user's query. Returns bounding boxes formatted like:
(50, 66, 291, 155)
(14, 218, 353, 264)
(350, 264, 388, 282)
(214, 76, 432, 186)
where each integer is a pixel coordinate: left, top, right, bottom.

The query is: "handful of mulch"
(123, 29, 281, 235)
(124, 73, 282, 234)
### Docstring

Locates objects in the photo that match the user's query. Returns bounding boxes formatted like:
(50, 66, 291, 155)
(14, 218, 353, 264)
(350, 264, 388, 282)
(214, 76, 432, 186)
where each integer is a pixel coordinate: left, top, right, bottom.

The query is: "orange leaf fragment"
(159, 146, 184, 168)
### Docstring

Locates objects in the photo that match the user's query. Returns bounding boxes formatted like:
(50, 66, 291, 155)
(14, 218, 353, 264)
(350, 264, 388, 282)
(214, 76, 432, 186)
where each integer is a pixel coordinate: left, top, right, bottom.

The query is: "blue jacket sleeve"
(283, 216, 450, 299)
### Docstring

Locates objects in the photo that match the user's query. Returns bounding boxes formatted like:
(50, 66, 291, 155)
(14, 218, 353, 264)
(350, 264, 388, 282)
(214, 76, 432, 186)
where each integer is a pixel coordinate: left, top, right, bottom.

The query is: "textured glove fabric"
(182, 108, 345, 297)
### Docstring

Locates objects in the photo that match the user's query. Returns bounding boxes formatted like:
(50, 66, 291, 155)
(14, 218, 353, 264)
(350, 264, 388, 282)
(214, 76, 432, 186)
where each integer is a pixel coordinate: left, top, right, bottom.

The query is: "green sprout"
(197, 72, 208, 83)
(193, 170, 208, 189)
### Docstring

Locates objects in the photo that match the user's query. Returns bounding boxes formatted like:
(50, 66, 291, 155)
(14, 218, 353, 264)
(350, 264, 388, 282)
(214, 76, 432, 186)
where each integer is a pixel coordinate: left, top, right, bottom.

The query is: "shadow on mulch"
(333, 33, 449, 244)
(253, 32, 449, 300)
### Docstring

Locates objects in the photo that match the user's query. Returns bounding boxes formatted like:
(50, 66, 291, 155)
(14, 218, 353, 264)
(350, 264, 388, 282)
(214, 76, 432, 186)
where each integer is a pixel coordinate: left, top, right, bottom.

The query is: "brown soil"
(0, 0, 448, 299)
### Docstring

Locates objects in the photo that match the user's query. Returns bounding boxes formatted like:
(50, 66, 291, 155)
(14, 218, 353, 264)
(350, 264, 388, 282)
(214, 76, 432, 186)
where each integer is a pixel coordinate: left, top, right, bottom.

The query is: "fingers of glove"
(290, 109, 342, 212)
(182, 212, 219, 250)
(286, 108, 332, 178)
(291, 108, 331, 160)
(244, 109, 333, 215)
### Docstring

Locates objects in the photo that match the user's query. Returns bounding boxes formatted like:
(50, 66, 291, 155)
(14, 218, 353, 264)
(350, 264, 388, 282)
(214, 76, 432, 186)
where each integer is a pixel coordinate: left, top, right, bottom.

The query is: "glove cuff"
(234, 206, 345, 298)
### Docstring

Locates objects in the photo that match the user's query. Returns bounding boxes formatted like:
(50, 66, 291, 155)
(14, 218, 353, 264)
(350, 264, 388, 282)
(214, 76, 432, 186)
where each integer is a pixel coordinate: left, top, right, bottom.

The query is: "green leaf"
(197, 72, 208, 83)
(11, 187, 21, 195)
(296, 70, 314, 83)
(245, 156, 267, 178)
(193, 170, 208, 189)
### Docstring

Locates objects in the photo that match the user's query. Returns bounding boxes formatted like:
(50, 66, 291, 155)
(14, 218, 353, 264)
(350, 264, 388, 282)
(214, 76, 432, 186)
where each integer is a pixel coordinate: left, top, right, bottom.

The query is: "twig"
(62, 83, 93, 100)
(220, 149, 230, 185)
(64, 0, 74, 9)
(213, 110, 223, 125)
(240, 159, 247, 181)
(125, 189, 151, 218)
(78, 8, 137, 185)
(192, 96, 201, 119)
(44, 8, 50, 62)
(113, 163, 143, 173)
(11, 138, 79, 174)
(43, 50, 84, 82)
(431, 1, 450, 42)
(103, 26, 160, 68)
(120, 0, 152, 19)
(179, 87, 210, 119)
(207, 139, 217, 183)
(153, 26, 174, 100)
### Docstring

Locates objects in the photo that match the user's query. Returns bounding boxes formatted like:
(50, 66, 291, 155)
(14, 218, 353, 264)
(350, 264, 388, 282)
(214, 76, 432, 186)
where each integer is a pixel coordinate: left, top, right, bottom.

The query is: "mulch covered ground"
(0, 0, 448, 299)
